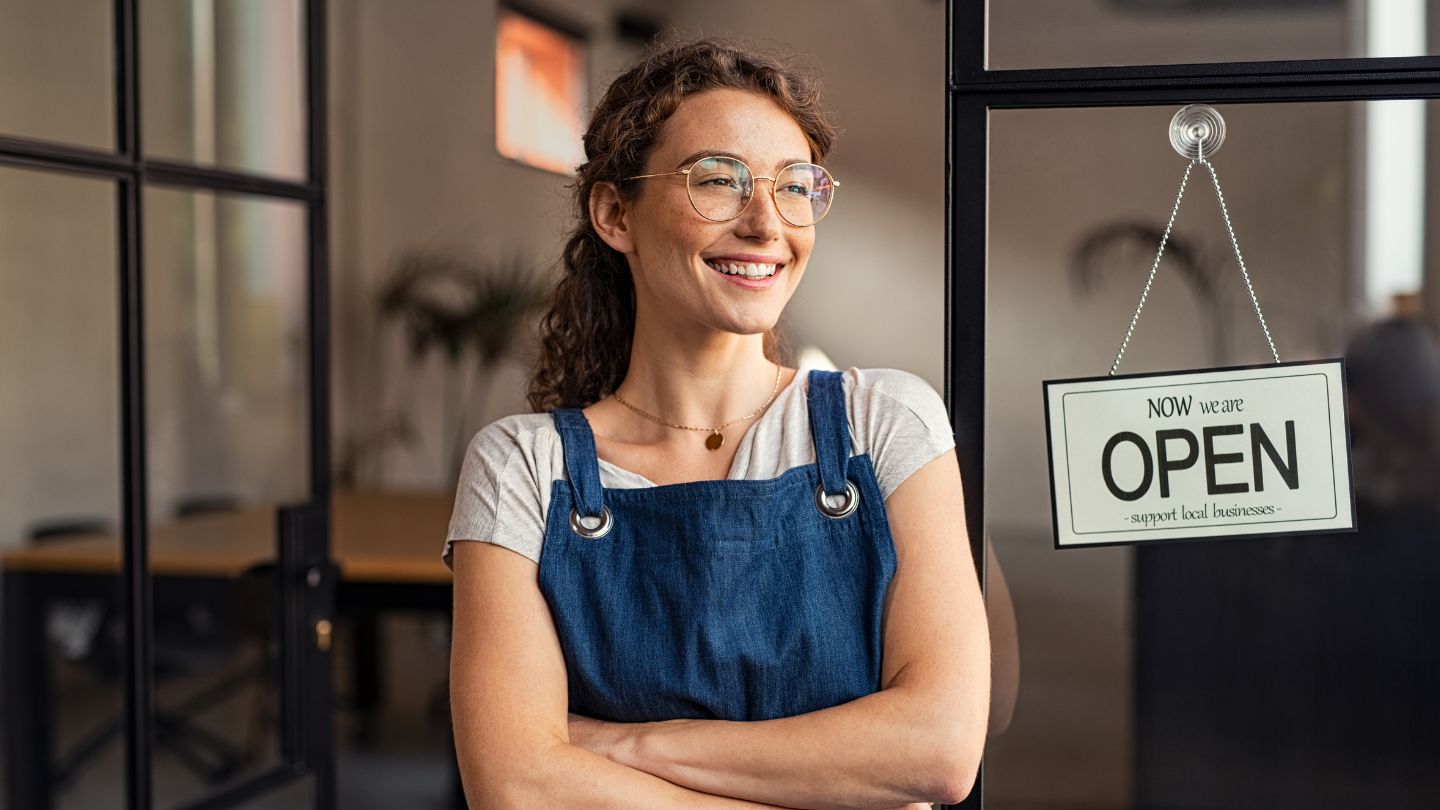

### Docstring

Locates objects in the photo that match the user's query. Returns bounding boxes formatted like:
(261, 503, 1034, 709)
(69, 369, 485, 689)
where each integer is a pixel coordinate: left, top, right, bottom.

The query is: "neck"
(616, 319, 783, 431)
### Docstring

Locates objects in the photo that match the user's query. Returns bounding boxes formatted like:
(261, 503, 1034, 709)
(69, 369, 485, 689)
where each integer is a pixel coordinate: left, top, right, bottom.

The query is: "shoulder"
(464, 412, 561, 471)
(454, 410, 568, 527)
(470, 411, 557, 447)
(842, 367, 943, 407)
(832, 367, 955, 500)
(446, 412, 563, 569)
(838, 367, 950, 433)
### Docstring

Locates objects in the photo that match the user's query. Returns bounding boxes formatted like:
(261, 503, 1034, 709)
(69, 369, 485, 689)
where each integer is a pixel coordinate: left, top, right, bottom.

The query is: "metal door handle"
(314, 618, 333, 652)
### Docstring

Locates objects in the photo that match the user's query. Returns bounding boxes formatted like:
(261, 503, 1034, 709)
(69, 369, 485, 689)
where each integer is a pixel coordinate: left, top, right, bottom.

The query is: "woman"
(446, 39, 989, 808)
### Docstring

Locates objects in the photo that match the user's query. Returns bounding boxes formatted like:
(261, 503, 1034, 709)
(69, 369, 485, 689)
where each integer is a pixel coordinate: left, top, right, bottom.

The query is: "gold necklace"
(610, 363, 784, 451)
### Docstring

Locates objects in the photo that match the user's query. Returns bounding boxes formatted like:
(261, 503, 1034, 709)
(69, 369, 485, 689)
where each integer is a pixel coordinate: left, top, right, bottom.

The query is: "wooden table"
(1, 489, 454, 582)
(2, 489, 458, 810)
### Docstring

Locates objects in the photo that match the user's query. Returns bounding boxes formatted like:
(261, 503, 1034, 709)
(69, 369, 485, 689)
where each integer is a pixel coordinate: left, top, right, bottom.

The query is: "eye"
(696, 174, 742, 189)
(779, 182, 814, 196)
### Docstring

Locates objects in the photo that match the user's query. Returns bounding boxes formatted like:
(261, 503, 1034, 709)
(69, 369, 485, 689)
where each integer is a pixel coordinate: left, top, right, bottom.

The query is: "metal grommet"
(569, 505, 613, 539)
(814, 481, 859, 520)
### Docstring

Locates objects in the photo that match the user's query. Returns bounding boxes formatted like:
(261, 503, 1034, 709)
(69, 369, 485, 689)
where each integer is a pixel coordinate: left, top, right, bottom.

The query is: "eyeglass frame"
(623, 155, 840, 227)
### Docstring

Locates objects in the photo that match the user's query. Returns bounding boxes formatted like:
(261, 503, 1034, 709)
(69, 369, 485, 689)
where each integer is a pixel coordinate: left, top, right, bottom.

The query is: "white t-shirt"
(443, 367, 956, 569)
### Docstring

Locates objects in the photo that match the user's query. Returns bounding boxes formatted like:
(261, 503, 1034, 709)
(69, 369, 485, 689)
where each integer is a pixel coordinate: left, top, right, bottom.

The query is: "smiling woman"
(447, 38, 987, 810)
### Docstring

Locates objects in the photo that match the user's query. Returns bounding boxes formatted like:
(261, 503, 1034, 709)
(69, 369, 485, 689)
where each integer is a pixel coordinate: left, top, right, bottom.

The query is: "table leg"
(4, 570, 52, 810)
(351, 604, 382, 745)
(353, 605, 381, 709)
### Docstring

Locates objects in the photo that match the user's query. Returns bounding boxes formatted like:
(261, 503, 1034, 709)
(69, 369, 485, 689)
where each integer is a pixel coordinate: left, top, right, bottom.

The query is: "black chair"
(28, 518, 113, 664)
(31, 504, 275, 789)
(28, 519, 111, 542)
(175, 495, 242, 518)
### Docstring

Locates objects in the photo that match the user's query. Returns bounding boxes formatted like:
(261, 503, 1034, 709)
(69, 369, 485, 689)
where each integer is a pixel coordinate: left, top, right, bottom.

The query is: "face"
(594, 88, 818, 341)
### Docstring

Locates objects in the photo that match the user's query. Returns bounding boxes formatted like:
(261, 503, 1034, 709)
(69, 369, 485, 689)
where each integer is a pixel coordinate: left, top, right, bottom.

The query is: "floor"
(6, 612, 457, 810)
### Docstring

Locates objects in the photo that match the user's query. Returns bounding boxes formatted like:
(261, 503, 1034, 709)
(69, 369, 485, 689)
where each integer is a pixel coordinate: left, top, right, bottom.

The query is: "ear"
(589, 181, 635, 255)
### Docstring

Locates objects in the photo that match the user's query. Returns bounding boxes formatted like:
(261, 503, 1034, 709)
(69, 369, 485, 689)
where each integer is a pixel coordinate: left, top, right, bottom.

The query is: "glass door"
(950, 2, 1440, 807)
(0, 2, 335, 808)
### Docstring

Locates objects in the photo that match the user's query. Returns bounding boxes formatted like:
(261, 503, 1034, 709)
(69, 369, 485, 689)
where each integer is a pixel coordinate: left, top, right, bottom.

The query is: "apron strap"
(806, 369, 852, 496)
(551, 409, 605, 518)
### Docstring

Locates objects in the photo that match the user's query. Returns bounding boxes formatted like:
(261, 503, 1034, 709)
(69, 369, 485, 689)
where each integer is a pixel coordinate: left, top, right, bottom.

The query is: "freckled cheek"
(790, 238, 815, 272)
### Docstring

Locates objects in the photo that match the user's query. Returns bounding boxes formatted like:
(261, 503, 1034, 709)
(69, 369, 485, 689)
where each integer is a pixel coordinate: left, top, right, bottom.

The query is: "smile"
(704, 259, 780, 278)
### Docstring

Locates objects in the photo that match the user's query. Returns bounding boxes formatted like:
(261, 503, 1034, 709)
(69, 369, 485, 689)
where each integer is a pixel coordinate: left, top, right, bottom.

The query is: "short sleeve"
(442, 417, 547, 569)
(849, 368, 957, 500)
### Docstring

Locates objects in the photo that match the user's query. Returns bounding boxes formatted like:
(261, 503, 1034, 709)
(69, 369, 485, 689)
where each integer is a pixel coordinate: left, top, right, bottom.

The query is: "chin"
(722, 315, 783, 336)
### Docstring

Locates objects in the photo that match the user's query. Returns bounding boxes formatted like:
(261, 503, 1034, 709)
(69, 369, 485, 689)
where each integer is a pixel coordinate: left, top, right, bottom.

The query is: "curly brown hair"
(525, 37, 838, 412)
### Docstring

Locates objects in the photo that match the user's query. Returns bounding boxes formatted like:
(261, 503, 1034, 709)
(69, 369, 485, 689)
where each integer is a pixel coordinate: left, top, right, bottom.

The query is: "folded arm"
(451, 541, 807, 809)
(578, 449, 990, 810)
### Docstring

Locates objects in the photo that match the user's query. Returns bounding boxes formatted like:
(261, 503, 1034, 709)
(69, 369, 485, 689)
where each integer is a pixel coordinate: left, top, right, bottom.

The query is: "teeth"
(709, 261, 778, 278)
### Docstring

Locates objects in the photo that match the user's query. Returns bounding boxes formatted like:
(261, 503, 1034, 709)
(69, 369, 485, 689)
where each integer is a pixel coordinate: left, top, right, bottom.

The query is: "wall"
(327, 0, 950, 488)
(0, 2, 118, 548)
(328, 0, 651, 487)
(663, 0, 948, 384)
(0, 0, 950, 545)
(0, 1, 312, 547)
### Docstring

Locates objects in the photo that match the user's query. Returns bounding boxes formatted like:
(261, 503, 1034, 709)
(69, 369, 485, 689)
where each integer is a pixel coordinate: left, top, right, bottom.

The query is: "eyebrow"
(673, 150, 813, 172)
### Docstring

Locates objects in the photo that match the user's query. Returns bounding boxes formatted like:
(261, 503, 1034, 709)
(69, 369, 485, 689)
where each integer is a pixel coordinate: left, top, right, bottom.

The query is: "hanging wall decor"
(1043, 105, 1356, 549)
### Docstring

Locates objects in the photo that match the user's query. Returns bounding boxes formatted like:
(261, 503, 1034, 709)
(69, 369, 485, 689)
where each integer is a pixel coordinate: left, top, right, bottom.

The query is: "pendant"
(705, 431, 724, 451)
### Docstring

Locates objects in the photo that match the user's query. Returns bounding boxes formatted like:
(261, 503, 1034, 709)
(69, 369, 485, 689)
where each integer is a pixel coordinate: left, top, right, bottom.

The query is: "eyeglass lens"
(686, 156, 834, 226)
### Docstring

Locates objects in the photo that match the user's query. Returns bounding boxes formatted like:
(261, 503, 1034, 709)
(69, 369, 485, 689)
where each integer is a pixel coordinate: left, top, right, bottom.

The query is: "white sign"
(1044, 360, 1355, 548)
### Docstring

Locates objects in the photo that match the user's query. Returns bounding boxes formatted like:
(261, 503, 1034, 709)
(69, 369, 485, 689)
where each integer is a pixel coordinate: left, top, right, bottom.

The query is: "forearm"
(618, 687, 966, 810)
(465, 738, 803, 809)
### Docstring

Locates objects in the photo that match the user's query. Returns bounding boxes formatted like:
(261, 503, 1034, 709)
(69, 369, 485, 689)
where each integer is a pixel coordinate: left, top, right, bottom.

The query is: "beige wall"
(327, 0, 949, 488)
(0, 1, 117, 548)
(0, 1, 311, 549)
(989, 0, 1352, 69)
(328, 0, 647, 488)
(663, 0, 948, 384)
(0, 7, 1403, 806)
(0, 0, 949, 541)
(0, 167, 119, 549)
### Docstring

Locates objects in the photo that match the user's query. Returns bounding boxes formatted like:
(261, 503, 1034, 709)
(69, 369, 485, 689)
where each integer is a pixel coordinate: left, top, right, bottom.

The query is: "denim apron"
(538, 369, 898, 722)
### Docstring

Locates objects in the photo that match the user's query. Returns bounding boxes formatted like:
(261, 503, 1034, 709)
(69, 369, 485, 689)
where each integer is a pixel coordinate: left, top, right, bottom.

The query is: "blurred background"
(1, 0, 1438, 808)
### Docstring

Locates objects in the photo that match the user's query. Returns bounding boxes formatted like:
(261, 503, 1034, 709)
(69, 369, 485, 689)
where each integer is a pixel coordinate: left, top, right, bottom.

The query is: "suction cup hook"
(1169, 104, 1226, 161)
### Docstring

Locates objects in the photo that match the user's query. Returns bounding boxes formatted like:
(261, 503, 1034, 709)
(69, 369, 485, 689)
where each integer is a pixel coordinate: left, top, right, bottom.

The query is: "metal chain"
(1109, 162, 1196, 375)
(1200, 158, 1281, 366)
(1108, 157, 1281, 375)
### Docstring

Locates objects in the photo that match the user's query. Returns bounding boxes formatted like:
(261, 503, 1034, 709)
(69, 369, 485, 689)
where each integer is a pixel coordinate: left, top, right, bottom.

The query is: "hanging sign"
(1044, 360, 1355, 548)
(1043, 105, 1355, 548)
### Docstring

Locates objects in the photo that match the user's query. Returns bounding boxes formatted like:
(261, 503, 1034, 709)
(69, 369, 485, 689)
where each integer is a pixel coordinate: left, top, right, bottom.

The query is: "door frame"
(945, 3, 1440, 808)
(0, 1, 334, 808)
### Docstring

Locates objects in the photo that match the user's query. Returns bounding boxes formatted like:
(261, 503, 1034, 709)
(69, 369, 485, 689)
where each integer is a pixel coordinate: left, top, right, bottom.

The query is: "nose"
(734, 176, 784, 241)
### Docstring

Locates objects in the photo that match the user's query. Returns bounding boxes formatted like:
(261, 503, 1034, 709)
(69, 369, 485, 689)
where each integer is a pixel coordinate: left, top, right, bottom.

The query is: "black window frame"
(0, 2, 333, 808)
(945, 3, 1440, 808)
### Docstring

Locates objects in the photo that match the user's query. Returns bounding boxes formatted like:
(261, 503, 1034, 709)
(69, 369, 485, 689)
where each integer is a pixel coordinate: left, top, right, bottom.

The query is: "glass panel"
(0, 0, 113, 148)
(987, 0, 1439, 70)
(985, 101, 1440, 807)
(143, 186, 308, 806)
(142, 0, 307, 180)
(0, 166, 123, 807)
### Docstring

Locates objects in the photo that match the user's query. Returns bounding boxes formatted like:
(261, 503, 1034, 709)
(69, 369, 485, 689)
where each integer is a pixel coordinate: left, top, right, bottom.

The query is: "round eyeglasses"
(626, 156, 839, 227)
